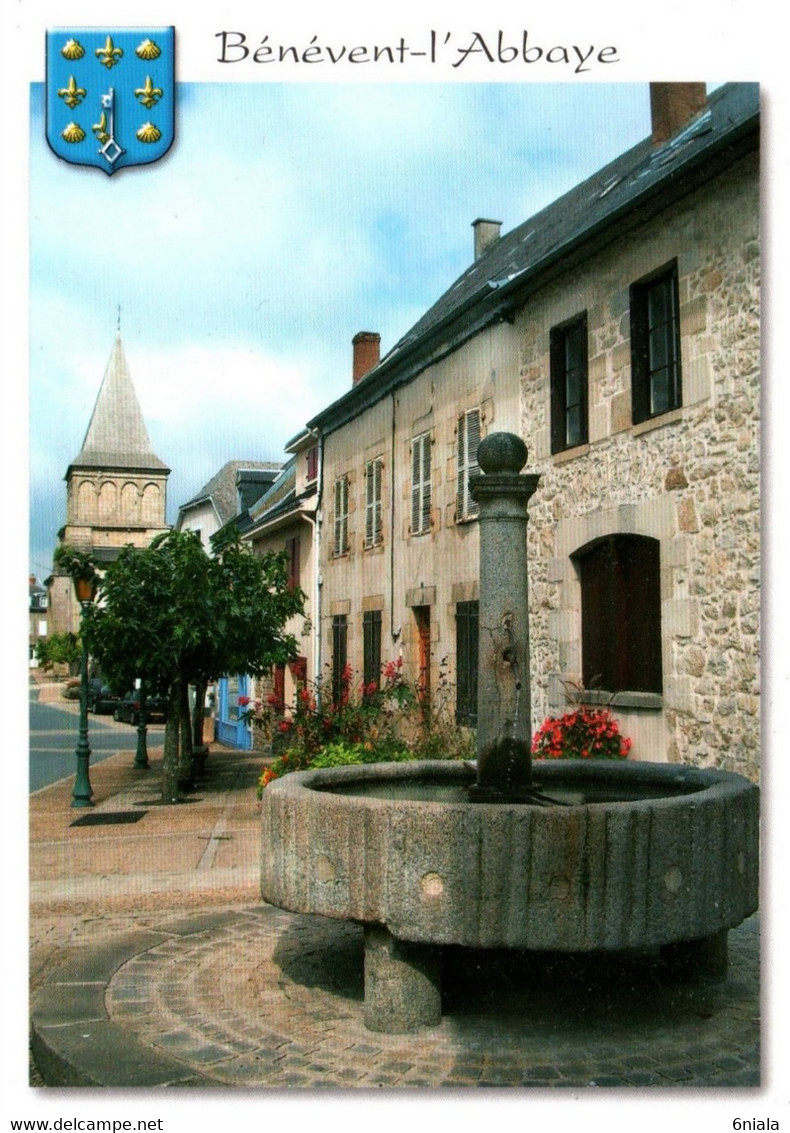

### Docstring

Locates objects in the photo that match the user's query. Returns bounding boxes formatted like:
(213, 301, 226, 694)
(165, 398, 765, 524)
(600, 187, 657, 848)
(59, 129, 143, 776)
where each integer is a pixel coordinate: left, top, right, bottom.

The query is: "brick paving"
(29, 676, 761, 1090)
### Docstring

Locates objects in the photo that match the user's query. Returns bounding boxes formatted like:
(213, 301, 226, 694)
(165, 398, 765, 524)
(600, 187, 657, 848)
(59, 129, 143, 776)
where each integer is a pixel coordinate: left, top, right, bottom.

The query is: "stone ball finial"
(477, 432, 528, 474)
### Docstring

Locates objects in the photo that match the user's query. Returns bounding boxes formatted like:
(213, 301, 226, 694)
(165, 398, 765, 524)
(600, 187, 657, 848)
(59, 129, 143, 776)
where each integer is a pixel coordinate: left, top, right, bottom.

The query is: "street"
(29, 678, 162, 792)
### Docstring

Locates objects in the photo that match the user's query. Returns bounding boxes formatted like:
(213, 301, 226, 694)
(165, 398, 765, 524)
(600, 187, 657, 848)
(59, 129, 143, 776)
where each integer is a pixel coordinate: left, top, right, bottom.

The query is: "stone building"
(48, 334, 171, 635)
(296, 82, 760, 779)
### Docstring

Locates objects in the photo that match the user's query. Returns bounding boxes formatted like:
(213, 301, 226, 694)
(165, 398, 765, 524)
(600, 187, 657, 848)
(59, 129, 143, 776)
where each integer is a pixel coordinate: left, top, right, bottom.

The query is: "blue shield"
(46, 28, 175, 175)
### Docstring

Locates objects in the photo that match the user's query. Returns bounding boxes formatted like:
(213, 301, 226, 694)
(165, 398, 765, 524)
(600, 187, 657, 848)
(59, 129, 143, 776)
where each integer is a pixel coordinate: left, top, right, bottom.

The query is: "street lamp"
(71, 574, 98, 808)
(134, 680, 150, 769)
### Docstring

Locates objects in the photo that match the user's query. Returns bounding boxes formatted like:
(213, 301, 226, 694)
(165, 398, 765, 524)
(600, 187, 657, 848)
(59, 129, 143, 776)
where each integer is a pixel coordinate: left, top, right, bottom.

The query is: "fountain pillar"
(468, 433, 540, 801)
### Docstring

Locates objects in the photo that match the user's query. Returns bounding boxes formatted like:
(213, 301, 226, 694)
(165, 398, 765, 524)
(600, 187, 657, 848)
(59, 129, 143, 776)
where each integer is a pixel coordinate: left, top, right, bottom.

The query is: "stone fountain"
(261, 433, 759, 1032)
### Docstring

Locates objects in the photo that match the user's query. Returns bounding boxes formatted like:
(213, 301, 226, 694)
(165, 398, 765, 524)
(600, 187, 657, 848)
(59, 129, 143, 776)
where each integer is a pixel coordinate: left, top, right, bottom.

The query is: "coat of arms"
(46, 28, 175, 174)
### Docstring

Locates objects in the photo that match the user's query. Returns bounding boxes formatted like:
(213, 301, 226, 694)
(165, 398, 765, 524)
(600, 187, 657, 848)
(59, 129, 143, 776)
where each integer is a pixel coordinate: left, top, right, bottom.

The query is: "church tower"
(49, 335, 171, 633)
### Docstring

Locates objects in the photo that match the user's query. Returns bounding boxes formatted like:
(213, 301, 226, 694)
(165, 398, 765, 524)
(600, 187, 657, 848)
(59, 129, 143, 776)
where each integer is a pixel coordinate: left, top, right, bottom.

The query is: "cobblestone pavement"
(31, 902, 760, 1089)
(28, 681, 761, 1090)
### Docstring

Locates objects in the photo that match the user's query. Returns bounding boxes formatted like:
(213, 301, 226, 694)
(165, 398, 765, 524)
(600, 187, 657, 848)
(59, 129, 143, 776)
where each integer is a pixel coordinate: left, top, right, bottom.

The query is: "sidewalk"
(29, 724, 761, 1089)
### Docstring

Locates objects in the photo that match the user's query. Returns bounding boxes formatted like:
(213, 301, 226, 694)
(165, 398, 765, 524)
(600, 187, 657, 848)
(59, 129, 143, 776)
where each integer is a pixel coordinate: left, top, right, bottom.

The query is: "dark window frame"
(573, 534, 663, 695)
(630, 261, 682, 425)
(363, 609, 383, 689)
(331, 614, 348, 705)
(550, 313, 589, 453)
(455, 600, 479, 725)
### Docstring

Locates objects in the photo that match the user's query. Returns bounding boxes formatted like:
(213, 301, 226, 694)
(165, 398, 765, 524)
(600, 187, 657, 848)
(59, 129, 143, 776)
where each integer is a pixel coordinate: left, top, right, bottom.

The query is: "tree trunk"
(161, 676, 182, 803)
(192, 679, 207, 748)
(178, 679, 195, 788)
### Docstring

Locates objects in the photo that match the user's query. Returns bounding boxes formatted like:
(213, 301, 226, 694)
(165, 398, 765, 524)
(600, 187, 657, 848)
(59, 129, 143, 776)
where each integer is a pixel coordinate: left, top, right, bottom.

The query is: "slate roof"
(69, 335, 169, 473)
(180, 460, 281, 527)
(307, 82, 759, 437)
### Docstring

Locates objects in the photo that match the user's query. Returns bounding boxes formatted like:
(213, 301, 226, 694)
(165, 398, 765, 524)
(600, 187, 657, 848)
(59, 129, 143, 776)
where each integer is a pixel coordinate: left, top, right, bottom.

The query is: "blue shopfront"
(216, 673, 252, 750)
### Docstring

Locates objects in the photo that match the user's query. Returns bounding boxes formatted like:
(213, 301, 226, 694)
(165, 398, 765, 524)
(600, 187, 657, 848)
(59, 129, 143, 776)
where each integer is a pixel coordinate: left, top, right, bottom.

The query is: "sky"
(28, 80, 665, 579)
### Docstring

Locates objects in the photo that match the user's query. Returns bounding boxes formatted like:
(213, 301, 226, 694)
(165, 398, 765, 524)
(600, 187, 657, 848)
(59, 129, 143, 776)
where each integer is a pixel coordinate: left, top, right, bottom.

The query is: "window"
(333, 475, 349, 556)
(630, 262, 682, 424)
(455, 601, 479, 725)
(550, 314, 588, 452)
(365, 458, 384, 548)
(573, 535, 662, 695)
(285, 536, 300, 591)
(306, 446, 318, 483)
(411, 432, 432, 536)
(331, 614, 348, 704)
(363, 609, 382, 689)
(457, 408, 482, 520)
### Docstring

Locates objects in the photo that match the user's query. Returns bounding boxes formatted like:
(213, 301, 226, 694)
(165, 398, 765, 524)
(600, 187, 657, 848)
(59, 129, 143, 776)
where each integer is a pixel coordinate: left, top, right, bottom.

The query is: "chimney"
(472, 217, 502, 261)
(352, 331, 380, 384)
(650, 83, 707, 146)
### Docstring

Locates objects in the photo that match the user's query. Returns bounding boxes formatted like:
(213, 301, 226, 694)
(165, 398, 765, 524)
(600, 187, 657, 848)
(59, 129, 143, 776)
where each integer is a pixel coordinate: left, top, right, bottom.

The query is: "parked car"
(86, 679, 123, 714)
(113, 691, 168, 726)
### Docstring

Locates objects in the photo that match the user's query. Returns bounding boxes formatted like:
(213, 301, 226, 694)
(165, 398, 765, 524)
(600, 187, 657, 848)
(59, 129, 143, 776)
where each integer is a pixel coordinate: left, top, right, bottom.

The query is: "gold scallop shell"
(136, 39, 161, 60)
(136, 122, 162, 143)
(60, 39, 85, 60)
(61, 122, 86, 143)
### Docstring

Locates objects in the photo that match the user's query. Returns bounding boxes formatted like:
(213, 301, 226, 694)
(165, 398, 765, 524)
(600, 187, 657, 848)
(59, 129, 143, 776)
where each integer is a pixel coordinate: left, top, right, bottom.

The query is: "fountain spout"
(467, 432, 545, 803)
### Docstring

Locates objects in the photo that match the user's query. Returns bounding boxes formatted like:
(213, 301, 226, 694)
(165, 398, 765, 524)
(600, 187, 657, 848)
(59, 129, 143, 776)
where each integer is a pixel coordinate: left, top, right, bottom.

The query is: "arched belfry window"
(572, 534, 662, 695)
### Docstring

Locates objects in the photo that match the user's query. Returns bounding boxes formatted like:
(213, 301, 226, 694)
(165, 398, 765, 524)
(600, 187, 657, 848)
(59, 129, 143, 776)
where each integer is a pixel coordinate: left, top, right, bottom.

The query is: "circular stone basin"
(261, 759, 759, 954)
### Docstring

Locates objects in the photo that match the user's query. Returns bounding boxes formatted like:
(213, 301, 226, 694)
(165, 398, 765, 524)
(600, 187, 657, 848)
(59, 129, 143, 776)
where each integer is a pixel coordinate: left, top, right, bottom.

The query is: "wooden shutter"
(333, 476, 348, 556)
(411, 433, 431, 535)
(365, 458, 383, 547)
(457, 409, 481, 519)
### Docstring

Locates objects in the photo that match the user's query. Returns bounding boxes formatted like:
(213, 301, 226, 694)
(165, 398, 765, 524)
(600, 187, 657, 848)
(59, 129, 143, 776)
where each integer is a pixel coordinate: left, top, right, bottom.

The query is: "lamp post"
(134, 681, 150, 769)
(71, 575, 98, 808)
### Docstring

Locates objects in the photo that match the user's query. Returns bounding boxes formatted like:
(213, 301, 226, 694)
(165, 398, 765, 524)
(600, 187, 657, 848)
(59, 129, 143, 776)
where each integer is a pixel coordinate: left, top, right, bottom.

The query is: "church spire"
(71, 334, 169, 472)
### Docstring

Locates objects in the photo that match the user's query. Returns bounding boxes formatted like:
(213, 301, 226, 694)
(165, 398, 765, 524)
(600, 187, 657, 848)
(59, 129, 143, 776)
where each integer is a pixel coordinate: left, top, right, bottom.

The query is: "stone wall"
(520, 152, 759, 779)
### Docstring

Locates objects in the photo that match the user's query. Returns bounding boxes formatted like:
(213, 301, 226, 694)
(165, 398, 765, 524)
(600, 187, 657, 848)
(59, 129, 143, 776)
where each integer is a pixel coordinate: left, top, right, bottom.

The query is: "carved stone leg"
(660, 929, 729, 982)
(363, 925, 442, 1032)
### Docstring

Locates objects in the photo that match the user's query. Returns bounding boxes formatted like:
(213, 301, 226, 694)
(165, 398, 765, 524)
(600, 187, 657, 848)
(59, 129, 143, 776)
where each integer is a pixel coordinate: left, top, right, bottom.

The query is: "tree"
(36, 632, 81, 672)
(82, 530, 303, 802)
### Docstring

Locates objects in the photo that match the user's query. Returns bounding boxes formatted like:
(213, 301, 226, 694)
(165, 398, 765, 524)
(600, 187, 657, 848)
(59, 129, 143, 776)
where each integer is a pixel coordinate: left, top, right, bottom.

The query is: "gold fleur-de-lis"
(92, 111, 110, 144)
(134, 75, 163, 109)
(57, 76, 86, 109)
(95, 35, 123, 68)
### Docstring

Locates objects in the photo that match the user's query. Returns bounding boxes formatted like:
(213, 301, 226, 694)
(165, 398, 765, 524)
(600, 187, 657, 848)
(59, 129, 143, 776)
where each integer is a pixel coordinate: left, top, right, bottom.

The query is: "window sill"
(551, 442, 590, 464)
(580, 690, 663, 711)
(631, 407, 682, 437)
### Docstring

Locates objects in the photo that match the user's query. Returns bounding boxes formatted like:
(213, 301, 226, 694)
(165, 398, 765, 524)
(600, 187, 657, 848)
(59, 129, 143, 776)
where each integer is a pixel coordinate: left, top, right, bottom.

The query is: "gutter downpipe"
(390, 391, 401, 647)
(304, 426, 324, 707)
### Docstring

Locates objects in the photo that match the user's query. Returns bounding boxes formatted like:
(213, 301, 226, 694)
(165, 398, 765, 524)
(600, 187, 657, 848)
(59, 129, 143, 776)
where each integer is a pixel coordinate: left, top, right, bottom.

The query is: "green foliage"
(53, 544, 99, 587)
(36, 632, 81, 669)
(254, 656, 476, 794)
(256, 740, 417, 798)
(82, 529, 305, 802)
